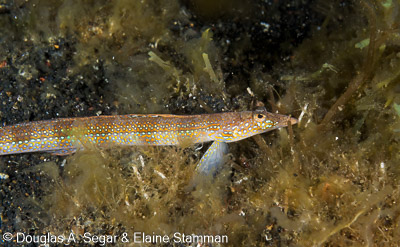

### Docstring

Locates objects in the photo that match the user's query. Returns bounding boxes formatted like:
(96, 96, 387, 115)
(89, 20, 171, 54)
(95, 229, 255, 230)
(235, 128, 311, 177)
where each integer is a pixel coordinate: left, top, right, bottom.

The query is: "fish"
(0, 107, 297, 173)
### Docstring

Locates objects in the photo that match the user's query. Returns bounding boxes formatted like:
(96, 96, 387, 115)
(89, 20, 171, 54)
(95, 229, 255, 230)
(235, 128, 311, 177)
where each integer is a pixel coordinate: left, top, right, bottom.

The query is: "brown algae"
(0, 0, 400, 246)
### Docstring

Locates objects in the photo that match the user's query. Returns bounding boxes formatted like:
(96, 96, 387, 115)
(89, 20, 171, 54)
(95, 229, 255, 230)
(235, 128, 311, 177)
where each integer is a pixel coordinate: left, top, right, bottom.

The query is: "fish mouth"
(275, 115, 298, 128)
(263, 111, 298, 128)
(289, 117, 298, 125)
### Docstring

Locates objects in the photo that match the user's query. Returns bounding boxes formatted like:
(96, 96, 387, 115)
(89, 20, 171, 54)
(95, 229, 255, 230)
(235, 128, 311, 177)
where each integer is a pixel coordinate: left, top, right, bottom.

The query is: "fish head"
(251, 107, 298, 132)
(222, 108, 298, 143)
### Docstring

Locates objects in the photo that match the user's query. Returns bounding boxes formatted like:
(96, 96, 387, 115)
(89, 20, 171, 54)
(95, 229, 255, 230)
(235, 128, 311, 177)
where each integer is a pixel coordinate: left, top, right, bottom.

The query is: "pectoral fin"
(196, 141, 228, 174)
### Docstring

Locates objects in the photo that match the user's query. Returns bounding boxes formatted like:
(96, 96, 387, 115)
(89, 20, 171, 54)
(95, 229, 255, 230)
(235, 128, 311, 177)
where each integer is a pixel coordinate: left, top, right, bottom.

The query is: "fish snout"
(289, 116, 298, 125)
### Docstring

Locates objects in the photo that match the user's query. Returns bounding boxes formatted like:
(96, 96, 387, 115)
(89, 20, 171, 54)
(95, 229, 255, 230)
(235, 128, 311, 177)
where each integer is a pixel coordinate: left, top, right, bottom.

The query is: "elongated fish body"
(0, 108, 297, 172)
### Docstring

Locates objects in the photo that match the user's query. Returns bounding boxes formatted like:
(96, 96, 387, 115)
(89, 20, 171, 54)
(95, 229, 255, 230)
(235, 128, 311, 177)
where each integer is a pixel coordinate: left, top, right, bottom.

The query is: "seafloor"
(0, 0, 399, 246)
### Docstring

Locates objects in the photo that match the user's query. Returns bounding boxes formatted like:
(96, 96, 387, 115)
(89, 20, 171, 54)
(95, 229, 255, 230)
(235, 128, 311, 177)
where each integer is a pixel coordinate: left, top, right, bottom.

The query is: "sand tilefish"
(0, 108, 297, 173)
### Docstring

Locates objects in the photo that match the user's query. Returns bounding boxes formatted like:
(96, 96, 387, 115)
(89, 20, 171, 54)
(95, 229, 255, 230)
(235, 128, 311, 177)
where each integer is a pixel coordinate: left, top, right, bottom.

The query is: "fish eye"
(255, 113, 266, 122)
